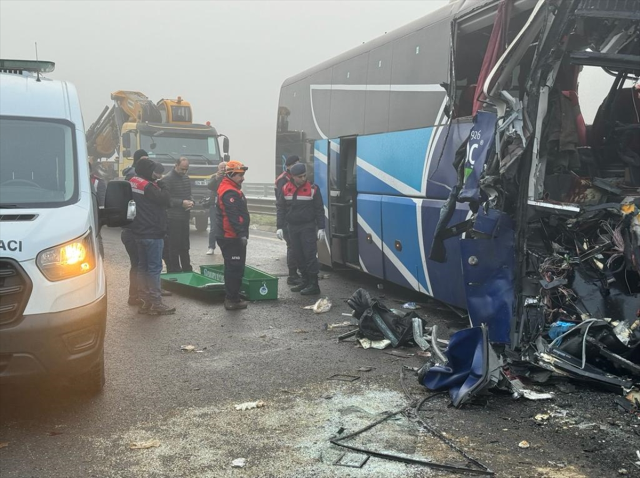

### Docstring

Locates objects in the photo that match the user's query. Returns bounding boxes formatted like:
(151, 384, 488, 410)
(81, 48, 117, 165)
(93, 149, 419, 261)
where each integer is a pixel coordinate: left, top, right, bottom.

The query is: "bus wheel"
(195, 215, 208, 232)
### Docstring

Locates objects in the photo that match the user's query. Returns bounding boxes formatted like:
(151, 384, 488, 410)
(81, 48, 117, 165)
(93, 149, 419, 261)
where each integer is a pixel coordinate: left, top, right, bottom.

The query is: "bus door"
(327, 137, 359, 268)
(313, 140, 331, 266)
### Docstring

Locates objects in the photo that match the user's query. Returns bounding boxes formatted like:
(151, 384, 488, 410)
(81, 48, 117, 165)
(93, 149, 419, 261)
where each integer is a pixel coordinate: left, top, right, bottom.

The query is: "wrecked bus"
(274, 0, 640, 364)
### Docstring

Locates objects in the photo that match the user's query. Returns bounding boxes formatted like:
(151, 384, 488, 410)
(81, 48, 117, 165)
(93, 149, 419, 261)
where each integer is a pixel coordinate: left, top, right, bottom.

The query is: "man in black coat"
(159, 157, 194, 273)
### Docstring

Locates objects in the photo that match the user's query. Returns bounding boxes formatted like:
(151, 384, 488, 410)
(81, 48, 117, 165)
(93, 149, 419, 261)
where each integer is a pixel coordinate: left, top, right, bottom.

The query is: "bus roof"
(281, 0, 537, 88)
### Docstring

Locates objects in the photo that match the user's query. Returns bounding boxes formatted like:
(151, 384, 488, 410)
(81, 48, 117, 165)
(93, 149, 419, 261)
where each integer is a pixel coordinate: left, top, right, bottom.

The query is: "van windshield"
(0, 118, 77, 208)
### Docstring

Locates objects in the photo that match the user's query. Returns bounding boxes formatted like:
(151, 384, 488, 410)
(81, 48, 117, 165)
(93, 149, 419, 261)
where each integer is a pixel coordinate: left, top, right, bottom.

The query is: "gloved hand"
(276, 229, 284, 240)
(239, 236, 248, 247)
(317, 229, 326, 241)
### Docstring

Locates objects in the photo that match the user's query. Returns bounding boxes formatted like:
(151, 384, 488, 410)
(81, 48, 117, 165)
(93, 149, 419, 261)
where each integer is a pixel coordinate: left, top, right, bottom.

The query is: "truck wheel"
(195, 215, 209, 232)
(69, 351, 105, 396)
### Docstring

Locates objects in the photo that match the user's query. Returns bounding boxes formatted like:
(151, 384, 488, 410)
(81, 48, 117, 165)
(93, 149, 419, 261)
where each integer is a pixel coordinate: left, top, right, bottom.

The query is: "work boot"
(137, 300, 151, 315)
(224, 299, 248, 310)
(148, 302, 176, 315)
(287, 274, 302, 285)
(290, 276, 308, 292)
(300, 275, 320, 295)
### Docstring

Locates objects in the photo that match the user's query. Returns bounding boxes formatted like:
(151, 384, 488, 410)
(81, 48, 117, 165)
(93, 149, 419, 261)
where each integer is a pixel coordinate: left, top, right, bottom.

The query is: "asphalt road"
(1, 224, 638, 477)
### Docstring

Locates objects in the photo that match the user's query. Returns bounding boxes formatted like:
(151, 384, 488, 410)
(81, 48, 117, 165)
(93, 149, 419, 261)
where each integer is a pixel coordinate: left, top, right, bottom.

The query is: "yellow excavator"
(86, 90, 229, 231)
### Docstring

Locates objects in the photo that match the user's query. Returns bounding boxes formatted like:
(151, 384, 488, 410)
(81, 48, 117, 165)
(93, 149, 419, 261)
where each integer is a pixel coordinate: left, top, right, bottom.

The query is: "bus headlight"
(37, 229, 96, 281)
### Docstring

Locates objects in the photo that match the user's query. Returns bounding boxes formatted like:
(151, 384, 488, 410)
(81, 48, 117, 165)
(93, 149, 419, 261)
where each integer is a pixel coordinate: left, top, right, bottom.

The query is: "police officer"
(277, 163, 325, 295)
(216, 161, 250, 310)
(275, 155, 302, 285)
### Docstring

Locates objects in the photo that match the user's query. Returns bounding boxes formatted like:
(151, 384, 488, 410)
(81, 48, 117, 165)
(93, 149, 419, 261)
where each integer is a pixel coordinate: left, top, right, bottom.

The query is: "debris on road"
(326, 321, 355, 330)
(402, 302, 420, 310)
(0, 442, 8, 449)
(234, 401, 266, 411)
(180, 345, 196, 352)
(334, 452, 370, 468)
(518, 440, 530, 449)
(358, 338, 391, 350)
(357, 366, 375, 372)
(303, 297, 332, 313)
(231, 458, 247, 468)
(347, 288, 430, 348)
(327, 374, 360, 382)
(129, 439, 161, 450)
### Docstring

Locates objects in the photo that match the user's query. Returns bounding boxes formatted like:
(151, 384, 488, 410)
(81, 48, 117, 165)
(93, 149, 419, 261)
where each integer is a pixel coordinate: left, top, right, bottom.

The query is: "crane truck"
(86, 91, 229, 231)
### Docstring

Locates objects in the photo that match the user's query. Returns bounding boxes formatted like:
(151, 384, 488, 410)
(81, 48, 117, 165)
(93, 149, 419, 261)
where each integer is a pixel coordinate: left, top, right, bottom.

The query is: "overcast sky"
(0, 0, 447, 181)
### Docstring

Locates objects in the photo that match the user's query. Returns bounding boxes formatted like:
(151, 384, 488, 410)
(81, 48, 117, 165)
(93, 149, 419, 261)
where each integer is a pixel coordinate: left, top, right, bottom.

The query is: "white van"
(0, 60, 129, 393)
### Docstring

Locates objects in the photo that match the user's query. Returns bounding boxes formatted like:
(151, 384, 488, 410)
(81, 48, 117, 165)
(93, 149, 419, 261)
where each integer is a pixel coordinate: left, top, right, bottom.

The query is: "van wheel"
(195, 215, 208, 232)
(69, 352, 105, 396)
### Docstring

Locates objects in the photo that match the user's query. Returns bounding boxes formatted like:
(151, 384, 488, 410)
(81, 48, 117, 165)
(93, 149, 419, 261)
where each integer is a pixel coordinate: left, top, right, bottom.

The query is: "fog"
(0, 0, 619, 183)
(0, 0, 446, 182)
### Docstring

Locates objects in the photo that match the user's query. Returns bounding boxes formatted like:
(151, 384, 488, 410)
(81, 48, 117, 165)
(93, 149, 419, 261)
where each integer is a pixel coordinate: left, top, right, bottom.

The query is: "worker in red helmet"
(215, 161, 251, 310)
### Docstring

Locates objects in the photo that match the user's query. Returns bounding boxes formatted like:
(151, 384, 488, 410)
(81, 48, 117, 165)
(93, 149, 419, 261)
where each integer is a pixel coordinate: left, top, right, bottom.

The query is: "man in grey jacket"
(159, 157, 194, 273)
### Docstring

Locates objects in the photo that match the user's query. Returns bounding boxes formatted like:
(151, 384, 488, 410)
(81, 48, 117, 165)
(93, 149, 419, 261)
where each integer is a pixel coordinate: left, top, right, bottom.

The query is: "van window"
(0, 118, 77, 207)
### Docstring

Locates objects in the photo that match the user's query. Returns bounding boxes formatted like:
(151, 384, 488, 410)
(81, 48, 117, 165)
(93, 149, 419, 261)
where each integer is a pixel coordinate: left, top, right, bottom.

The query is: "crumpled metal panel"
(460, 209, 515, 344)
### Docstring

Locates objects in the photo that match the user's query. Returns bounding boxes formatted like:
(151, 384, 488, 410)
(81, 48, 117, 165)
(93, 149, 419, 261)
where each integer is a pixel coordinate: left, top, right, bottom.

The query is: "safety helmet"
(225, 160, 248, 175)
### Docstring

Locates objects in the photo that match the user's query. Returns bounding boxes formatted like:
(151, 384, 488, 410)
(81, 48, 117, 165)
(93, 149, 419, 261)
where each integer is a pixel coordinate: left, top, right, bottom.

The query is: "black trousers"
(283, 225, 298, 274)
(121, 228, 138, 299)
(166, 218, 192, 273)
(289, 224, 318, 280)
(217, 237, 247, 301)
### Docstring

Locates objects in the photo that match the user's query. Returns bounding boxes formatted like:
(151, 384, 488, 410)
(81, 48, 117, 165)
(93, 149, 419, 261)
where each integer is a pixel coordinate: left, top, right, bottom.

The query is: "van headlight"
(37, 229, 96, 281)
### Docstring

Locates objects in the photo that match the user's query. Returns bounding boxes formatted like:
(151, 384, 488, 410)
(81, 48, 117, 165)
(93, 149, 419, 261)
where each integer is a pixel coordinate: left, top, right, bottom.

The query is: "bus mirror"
(122, 133, 131, 148)
(223, 136, 229, 154)
(150, 141, 157, 150)
(223, 153, 230, 162)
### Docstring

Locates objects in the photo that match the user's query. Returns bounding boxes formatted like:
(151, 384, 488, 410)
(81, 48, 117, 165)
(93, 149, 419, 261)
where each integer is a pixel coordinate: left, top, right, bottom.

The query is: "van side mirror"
(100, 180, 132, 228)
(223, 136, 229, 154)
(223, 154, 230, 162)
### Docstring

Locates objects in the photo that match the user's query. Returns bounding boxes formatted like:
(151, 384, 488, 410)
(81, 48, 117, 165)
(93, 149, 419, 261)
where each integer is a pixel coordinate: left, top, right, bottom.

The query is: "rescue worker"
(160, 157, 194, 273)
(275, 155, 302, 284)
(277, 163, 325, 295)
(130, 158, 175, 315)
(206, 161, 227, 255)
(215, 160, 250, 310)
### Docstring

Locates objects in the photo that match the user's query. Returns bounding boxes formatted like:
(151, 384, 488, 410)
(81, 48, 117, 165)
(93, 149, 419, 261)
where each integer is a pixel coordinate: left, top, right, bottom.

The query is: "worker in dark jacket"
(121, 149, 148, 306)
(130, 158, 175, 315)
(215, 160, 250, 310)
(275, 155, 302, 285)
(159, 157, 194, 273)
(206, 161, 227, 255)
(277, 163, 325, 295)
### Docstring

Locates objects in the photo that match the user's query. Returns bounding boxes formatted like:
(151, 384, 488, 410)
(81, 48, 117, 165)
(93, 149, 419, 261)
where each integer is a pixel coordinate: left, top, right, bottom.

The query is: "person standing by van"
(160, 157, 194, 273)
(122, 149, 148, 306)
(130, 158, 175, 315)
(216, 161, 250, 310)
(206, 161, 227, 255)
